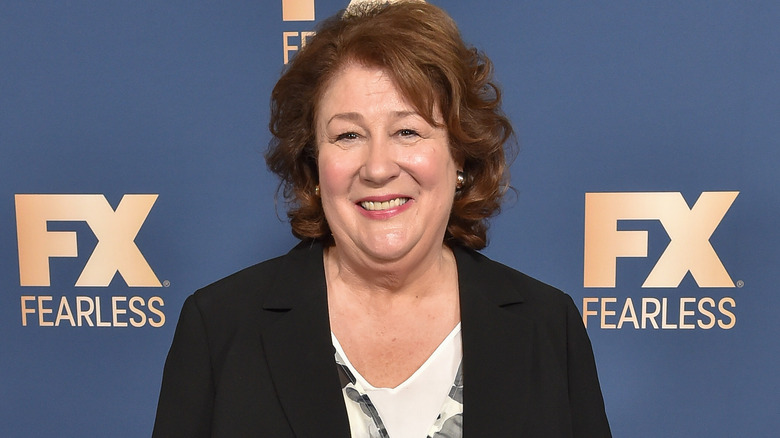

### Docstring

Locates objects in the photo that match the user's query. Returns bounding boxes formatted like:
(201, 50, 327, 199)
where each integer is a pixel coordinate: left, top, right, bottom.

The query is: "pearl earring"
(456, 171, 465, 190)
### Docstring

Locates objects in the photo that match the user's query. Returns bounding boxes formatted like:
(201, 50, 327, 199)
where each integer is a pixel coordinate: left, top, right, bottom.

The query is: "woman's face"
(316, 64, 459, 264)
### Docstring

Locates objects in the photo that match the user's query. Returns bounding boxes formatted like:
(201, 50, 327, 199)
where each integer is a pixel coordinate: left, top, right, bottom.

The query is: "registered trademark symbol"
(736, 280, 744, 288)
(163, 280, 171, 287)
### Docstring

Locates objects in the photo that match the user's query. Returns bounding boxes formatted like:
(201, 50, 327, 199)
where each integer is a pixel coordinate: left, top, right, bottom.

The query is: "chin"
(360, 234, 417, 262)
(363, 244, 411, 262)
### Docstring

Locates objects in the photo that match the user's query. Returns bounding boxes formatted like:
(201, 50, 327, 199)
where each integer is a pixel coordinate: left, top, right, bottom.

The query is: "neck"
(324, 242, 456, 300)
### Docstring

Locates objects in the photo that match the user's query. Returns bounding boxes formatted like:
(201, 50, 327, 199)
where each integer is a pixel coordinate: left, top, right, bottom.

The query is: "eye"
(397, 129, 419, 137)
(336, 132, 359, 141)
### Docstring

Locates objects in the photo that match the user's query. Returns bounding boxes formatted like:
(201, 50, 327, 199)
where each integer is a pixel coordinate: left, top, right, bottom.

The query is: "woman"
(153, 1, 611, 437)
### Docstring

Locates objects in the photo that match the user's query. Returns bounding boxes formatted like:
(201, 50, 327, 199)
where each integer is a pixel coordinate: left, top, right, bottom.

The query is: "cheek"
(317, 157, 349, 226)
(402, 151, 456, 187)
(317, 153, 355, 194)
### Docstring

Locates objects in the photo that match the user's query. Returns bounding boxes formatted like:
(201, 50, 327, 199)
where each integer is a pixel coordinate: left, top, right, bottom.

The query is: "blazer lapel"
(257, 243, 536, 436)
(260, 242, 351, 437)
(455, 246, 535, 436)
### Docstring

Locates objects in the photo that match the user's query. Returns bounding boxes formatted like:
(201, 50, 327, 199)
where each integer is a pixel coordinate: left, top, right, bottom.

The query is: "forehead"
(315, 62, 441, 125)
(318, 64, 407, 113)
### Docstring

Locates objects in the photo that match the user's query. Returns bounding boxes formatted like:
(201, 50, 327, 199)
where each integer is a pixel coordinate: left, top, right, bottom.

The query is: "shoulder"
(183, 240, 325, 330)
(454, 245, 572, 306)
(191, 252, 287, 308)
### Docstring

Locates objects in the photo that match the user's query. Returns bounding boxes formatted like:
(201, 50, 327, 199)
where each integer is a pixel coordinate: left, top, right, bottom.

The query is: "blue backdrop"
(2, 1, 778, 436)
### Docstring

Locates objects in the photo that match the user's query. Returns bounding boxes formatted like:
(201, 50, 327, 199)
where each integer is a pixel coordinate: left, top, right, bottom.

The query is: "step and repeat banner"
(2, 1, 777, 436)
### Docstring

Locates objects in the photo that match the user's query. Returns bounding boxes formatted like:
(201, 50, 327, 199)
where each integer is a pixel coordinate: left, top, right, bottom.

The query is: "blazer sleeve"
(152, 295, 214, 438)
(565, 294, 612, 437)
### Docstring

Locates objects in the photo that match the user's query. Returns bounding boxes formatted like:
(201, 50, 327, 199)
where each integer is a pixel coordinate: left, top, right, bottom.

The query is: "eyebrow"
(326, 111, 421, 126)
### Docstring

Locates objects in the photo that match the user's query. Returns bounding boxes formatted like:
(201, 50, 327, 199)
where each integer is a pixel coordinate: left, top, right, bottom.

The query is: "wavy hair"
(266, 1, 513, 249)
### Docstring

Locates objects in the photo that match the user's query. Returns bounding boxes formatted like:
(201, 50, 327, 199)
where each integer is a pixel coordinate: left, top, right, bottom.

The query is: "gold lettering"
(15, 194, 161, 287)
(718, 297, 736, 329)
(128, 297, 147, 328)
(283, 32, 299, 64)
(21, 296, 35, 326)
(679, 297, 696, 329)
(697, 297, 716, 329)
(584, 192, 738, 288)
(617, 297, 639, 329)
(282, 0, 315, 21)
(641, 297, 660, 329)
(600, 297, 617, 329)
(76, 296, 95, 327)
(38, 296, 54, 327)
(55, 296, 76, 327)
(112, 296, 128, 327)
(148, 297, 165, 328)
(582, 297, 598, 328)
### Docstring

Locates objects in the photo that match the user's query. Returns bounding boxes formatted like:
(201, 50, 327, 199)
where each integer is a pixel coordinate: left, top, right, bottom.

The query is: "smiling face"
(316, 64, 459, 265)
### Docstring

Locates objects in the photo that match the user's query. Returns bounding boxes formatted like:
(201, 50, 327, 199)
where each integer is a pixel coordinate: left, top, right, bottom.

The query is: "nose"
(359, 136, 400, 186)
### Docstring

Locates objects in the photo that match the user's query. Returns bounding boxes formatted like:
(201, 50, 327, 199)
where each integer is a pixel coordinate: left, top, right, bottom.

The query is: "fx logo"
(15, 194, 161, 287)
(282, 0, 315, 21)
(584, 191, 738, 288)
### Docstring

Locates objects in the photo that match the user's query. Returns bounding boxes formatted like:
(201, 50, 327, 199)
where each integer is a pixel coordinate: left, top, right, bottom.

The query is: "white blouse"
(332, 323, 463, 438)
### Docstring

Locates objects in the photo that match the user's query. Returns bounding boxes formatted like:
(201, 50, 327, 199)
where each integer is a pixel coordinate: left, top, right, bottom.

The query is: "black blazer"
(153, 241, 611, 437)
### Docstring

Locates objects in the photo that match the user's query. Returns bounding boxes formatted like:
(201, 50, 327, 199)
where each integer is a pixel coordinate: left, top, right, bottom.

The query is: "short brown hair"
(266, 1, 513, 249)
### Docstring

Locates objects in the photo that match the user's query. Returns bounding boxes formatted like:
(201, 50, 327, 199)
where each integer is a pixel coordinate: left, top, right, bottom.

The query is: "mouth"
(359, 197, 410, 211)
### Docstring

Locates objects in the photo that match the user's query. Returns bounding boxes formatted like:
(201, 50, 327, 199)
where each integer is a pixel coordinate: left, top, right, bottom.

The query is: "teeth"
(360, 198, 408, 211)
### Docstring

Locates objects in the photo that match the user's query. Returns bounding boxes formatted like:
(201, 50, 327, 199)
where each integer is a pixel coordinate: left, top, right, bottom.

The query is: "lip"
(355, 194, 413, 219)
